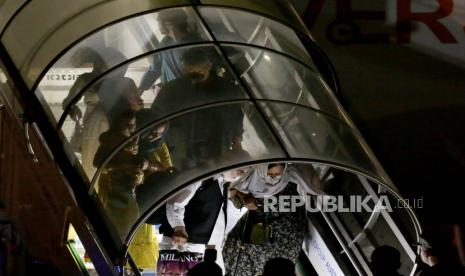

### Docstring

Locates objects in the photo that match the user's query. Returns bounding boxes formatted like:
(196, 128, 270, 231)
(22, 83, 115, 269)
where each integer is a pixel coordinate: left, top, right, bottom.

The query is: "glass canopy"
(0, 1, 422, 275)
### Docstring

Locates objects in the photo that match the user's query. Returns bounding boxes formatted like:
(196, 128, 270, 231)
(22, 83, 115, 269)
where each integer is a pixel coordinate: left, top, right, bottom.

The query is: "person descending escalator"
(139, 8, 202, 93)
(150, 47, 244, 170)
(156, 167, 250, 275)
(223, 163, 323, 276)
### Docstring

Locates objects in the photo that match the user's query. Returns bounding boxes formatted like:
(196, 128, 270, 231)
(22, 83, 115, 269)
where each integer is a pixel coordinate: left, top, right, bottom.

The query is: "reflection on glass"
(36, 7, 210, 123)
(62, 51, 145, 178)
(94, 103, 285, 239)
(63, 45, 251, 181)
(139, 8, 211, 90)
(134, 103, 285, 213)
(94, 112, 143, 240)
(322, 169, 375, 244)
(200, 0, 308, 35)
(322, 168, 380, 264)
(148, 46, 248, 128)
(63, 48, 125, 177)
(223, 45, 346, 122)
(317, 171, 417, 276)
(258, 102, 384, 183)
(384, 191, 419, 247)
(200, 7, 313, 67)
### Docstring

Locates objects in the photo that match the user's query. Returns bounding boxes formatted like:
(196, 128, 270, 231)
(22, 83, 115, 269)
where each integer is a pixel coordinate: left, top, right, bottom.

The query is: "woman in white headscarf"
(222, 163, 322, 276)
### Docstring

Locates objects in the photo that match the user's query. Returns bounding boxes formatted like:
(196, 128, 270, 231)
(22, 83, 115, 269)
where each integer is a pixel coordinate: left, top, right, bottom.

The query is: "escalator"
(0, 1, 421, 275)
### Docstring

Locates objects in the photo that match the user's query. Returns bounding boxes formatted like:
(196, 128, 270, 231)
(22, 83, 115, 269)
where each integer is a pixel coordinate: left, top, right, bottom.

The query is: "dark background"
(292, 0, 465, 225)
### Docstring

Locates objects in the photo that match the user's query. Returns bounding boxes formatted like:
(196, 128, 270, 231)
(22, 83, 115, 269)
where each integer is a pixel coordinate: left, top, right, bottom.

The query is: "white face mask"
(265, 174, 282, 185)
(222, 170, 242, 183)
(171, 243, 187, 252)
(224, 175, 240, 183)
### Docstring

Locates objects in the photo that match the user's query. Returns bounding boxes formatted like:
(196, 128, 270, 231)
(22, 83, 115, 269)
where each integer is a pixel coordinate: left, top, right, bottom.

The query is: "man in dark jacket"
(151, 47, 245, 169)
(158, 168, 249, 274)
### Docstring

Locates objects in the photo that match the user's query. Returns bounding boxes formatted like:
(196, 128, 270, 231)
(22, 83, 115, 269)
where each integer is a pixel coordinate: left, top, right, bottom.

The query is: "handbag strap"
(74, 119, 82, 129)
(222, 182, 229, 230)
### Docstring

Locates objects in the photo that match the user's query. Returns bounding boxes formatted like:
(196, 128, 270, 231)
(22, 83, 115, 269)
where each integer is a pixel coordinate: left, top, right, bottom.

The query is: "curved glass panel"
(322, 168, 376, 238)
(1, 0, 193, 88)
(60, 45, 249, 180)
(316, 169, 417, 275)
(36, 7, 211, 123)
(1, 2, 422, 273)
(223, 45, 347, 122)
(200, 0, 308, 35)
(0, 0, 27, 33)
(258, 101, 390, 185)
(357, 215, 416, 275)
(93, 103, 286, 239)
(383, 191, 419, 247)
(199, 7, 313, 68)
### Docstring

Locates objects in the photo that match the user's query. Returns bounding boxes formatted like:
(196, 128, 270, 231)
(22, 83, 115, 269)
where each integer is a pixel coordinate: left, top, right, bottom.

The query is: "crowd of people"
(155, 163, 321, 276)
(61, 8, 465, 276)
(62, 8, 250, 274)
(63, 8, 244, 234)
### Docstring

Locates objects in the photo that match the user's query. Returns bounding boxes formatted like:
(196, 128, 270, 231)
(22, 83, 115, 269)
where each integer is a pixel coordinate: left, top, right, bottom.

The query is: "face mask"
(147, 132, 162, 143)
(223, 175, 240, 183)
(265, 174, 282, 185)
(186, 72, 204, 82)
(171, 243, 187, 252)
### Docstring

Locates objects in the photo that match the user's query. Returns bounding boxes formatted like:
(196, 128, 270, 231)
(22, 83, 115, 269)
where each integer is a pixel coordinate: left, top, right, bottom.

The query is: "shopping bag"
(69, 120, 83, 153)
(157, 249, 203, 276)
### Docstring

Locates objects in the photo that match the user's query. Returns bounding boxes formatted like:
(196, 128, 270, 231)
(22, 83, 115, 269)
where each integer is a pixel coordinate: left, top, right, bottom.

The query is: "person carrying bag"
(223, 163, 323, 276)
(69, 118, 83, 153)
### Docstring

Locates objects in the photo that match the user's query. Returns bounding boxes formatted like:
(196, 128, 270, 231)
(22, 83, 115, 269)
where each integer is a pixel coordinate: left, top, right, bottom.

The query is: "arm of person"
(139, 54, 162, 92)
(229, 188, 258, 210)
(231, 105, 245, 140)
(166, 181, 201, 228)
(292, 164, 325, 196)
(149, 83, 172, 115)
(62, 76, 85, 120)
(166, 181, 202, 245)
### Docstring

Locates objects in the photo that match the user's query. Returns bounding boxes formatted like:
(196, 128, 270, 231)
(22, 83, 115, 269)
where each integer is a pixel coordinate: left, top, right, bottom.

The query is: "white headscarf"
(230, 163, 323, 198)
